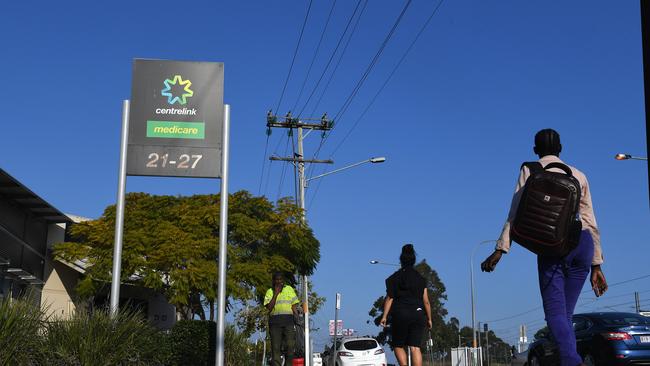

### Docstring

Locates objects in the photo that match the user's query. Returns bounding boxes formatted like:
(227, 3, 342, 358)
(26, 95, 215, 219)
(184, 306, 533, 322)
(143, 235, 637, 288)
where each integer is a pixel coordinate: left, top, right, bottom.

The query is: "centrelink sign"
(127, 59, 224, 178)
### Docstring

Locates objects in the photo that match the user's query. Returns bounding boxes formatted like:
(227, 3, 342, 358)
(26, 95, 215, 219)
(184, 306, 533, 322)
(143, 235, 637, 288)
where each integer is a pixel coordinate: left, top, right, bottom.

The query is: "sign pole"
(215, 104, 230, 366)
(331, 293, 341, 366)
(110, 99, 130, 317)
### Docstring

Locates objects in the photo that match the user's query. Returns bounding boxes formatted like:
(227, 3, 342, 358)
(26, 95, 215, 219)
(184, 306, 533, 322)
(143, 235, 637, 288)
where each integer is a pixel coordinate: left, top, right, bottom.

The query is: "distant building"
(0, 168, 175, 329)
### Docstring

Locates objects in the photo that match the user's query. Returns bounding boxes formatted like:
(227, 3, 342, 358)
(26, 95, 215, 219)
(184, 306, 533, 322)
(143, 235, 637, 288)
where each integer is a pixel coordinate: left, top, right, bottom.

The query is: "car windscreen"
(598, 314, 650, 326)
(344, 340, 378, 351)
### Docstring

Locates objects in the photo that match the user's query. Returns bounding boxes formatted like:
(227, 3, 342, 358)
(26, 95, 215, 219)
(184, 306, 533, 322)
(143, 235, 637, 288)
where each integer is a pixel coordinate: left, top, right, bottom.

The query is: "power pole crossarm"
(269, 156, 334, 164)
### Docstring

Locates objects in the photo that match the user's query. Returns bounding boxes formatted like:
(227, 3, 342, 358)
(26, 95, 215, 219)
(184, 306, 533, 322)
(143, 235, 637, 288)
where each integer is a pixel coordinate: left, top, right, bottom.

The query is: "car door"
(573, 316, 594, 357)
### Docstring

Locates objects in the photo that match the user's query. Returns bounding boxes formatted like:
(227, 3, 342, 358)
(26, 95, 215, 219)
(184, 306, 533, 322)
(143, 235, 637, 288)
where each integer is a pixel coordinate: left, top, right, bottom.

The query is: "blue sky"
(2, 0, 649, 355)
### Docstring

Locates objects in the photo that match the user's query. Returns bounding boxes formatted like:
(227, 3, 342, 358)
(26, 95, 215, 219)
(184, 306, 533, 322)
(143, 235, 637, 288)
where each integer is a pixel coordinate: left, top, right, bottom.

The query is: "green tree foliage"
(54, 191, 321, 321)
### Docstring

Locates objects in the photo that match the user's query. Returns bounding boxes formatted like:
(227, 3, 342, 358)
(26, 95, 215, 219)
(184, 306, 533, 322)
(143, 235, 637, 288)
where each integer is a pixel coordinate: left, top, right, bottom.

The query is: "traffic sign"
(127, 59, 224, 177)
(329, 320, 343, 336)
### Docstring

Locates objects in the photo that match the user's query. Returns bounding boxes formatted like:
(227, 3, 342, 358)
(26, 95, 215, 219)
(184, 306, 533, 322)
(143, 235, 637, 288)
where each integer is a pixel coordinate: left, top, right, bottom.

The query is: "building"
(0, 168, 71, 303)
(0, 168, 175, 329)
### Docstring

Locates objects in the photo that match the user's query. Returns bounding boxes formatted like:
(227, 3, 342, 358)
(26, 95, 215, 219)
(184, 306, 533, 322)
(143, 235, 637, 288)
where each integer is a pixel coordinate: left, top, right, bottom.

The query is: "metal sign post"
(109, 100, 130, 317)
(331, 293, 341, 366)
(215, 104, 230, 366)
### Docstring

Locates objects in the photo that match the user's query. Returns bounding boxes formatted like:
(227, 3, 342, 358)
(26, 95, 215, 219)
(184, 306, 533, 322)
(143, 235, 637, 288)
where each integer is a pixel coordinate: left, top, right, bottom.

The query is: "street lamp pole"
(296, 133, 386, 366)
(470, 240, 497, 351)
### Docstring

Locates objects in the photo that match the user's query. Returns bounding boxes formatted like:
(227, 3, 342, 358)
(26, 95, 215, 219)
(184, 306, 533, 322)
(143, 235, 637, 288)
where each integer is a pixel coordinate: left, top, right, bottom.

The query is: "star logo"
(161, 75, 194, 105)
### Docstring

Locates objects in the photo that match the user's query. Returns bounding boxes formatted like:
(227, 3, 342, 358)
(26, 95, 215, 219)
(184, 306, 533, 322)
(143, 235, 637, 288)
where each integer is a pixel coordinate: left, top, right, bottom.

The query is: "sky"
(2, 0, 650, 358)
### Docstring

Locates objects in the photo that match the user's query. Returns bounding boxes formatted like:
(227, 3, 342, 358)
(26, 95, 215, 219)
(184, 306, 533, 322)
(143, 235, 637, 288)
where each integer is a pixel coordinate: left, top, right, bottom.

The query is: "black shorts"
(390, 305, 426, 347)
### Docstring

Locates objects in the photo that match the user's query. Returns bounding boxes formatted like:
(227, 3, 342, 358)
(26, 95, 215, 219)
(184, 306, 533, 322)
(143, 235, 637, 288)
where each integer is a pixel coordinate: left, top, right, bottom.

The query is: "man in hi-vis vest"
(265, 272, 300, 366)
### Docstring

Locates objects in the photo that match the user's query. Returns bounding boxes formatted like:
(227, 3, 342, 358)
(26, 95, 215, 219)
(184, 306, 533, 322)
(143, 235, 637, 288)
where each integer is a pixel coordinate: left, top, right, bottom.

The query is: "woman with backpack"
(380, 244, 432, 366)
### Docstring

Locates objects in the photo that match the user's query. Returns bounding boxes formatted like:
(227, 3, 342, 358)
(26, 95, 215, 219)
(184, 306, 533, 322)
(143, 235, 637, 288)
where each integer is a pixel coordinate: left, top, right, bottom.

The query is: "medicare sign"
(127, 59, 224, 178)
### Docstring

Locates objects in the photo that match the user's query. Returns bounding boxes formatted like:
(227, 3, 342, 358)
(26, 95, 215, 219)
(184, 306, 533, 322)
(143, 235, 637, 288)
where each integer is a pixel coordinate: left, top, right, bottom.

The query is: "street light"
(305, 157, 387, 185)
(615, 153, 648, 161)
(300, 156, 386, 366)
(470, 240, 497, 352)
(369, 260, 399, 267)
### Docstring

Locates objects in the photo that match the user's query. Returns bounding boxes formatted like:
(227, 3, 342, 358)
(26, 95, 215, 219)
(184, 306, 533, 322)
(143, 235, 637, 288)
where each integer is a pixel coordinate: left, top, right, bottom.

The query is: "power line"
(330, 0, 446, 157)
(308, 0, 445, 207)
(275, 0, 314, 114)
(296, 0, 365, 118)
(332, 0, 414, 123)
(292, 0, 338, 113)
(485, 273, 650, 324)
(311, 0, 416, 174)
(308, 0, 368, 119)
(258, 133, 271, 195)
(276, 136, 291, 201)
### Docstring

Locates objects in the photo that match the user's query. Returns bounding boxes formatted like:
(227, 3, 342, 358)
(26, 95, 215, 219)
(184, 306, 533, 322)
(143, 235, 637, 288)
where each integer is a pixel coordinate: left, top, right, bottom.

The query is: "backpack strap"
(520, 162, 543, 174)
(543, 162, 573, 177)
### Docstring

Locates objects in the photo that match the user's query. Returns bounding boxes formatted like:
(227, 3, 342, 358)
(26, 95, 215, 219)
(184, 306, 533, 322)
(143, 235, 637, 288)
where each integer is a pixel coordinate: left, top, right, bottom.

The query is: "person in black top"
(380, 244, 432, 366)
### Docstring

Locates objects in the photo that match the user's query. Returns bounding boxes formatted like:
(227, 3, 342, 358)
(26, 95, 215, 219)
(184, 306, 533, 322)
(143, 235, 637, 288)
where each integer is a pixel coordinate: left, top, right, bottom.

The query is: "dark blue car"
(527, 312, 650, 365)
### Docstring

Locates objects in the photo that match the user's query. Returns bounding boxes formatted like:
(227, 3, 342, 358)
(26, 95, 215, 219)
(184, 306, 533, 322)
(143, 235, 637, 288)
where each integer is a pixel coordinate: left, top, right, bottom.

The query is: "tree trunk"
(209, 299, 215, 321)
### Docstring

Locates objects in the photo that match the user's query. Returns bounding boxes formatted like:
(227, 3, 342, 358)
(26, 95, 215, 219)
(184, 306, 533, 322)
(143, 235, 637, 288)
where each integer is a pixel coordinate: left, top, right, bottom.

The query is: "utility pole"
(636, 292, 641, 314)
(640, 0, 650, 202)
(484, 323, 490, 366)
(267, 111, 333, 366)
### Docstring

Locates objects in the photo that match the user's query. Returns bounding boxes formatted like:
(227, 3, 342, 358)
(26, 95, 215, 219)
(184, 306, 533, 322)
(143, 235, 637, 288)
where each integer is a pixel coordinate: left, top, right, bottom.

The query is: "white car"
(333, 337, 387, 366)
(312, 352, 323, 366)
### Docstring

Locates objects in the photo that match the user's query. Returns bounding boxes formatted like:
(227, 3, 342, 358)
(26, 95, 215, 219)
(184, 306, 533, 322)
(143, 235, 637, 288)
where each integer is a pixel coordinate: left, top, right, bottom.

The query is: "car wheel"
(528, 354, 541, 366)
(583, 353, 596, 366)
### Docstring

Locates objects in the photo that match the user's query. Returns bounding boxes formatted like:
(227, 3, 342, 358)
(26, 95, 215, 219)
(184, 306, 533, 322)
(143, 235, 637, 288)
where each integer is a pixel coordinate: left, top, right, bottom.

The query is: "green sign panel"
(146, 121, 205, 139)
(127, 59, 224, 178)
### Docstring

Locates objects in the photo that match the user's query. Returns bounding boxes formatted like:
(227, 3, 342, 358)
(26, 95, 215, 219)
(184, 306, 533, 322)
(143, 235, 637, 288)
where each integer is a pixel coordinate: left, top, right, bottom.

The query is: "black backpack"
(510, 162, 582, 257)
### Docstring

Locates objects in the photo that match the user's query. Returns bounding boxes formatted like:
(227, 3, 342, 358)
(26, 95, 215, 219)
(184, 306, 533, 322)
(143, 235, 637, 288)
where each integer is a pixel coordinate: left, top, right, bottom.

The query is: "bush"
(0, 296, 45, 366)
(41, 307, 169, 365)
(169, 320, 216, 366)
(169, 320, 254, 366)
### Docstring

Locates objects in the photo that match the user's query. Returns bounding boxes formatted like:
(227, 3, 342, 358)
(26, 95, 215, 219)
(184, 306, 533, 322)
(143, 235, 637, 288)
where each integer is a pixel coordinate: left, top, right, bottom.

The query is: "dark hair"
(534, 129, 562, 157)
(399, 244, 416, 267)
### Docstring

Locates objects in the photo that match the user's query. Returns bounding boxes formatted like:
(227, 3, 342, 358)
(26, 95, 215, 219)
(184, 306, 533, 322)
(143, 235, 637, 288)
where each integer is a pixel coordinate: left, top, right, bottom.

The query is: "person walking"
(264, 272, 300, 366)
(380, 244, 432, 366)
(481, 128, 608, 366)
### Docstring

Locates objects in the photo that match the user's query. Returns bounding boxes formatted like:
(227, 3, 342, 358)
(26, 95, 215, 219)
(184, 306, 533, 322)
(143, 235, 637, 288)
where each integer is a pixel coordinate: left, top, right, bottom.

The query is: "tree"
(54, 191, 322, 322)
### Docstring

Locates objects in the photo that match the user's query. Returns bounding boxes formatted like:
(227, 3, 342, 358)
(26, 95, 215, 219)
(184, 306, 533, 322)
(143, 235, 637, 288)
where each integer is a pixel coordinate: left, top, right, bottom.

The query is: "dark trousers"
(538, 230, 594, 366)
(270, 322, 295, 366)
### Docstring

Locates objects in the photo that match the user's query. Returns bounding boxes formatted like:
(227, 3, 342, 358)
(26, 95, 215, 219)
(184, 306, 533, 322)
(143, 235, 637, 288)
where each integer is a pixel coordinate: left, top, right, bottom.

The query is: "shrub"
(169, 320, 215, 366)
(41, 307, 168, 365)
(170, 320, 254, 366)
(0, 296, 45, 366)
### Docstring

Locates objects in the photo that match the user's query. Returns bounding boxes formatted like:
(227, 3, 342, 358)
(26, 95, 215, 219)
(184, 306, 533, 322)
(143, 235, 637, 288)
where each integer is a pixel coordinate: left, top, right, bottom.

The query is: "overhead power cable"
(292, 0, 338, 113)
(258, 134, 271, 195)
(331, 0, 414, 123)
(330, 0, 446, 156)
(307, 0, 368, 119)
(309, 0, 416, 168)
(275, 0, 314, 114)
(296, 0, 365, 118)
(307, 0, 446, 206)
(276, 136, 292, 201)
(486, 273, 650, 324)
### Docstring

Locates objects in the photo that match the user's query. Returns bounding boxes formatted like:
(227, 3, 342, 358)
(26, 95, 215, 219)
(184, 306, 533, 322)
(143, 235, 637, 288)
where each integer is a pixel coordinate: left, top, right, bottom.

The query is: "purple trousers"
(538, 230, 594, 366)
